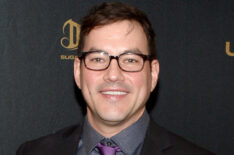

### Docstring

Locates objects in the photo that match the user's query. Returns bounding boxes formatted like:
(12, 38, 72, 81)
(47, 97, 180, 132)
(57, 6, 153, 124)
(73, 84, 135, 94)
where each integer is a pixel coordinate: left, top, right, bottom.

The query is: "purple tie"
(96, 142, 121, 155)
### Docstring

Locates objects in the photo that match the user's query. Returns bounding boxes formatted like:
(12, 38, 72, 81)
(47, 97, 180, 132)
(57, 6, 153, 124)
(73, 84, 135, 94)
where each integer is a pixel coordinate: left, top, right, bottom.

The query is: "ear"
(74, 57, 81, 89)
(150, 59, 159, 92)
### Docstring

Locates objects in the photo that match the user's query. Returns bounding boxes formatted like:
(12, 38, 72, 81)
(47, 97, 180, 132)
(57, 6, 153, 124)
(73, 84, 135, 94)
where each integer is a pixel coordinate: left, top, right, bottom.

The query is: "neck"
(87, 108, 145, 138)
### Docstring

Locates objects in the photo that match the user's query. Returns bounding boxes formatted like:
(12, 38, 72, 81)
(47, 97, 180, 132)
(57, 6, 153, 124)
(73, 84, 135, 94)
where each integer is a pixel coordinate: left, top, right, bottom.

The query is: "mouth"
(101, 91, 128, 95)
(99, 89, 129, 101)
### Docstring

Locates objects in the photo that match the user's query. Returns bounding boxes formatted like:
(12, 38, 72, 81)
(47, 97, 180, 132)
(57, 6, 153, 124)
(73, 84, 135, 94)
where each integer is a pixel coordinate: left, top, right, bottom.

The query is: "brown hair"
(78, 2, 157, 58)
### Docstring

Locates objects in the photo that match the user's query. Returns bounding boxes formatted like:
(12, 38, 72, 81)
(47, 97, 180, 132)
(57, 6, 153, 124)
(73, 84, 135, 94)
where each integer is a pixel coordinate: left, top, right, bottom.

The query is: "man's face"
(74, 20, 159, 129)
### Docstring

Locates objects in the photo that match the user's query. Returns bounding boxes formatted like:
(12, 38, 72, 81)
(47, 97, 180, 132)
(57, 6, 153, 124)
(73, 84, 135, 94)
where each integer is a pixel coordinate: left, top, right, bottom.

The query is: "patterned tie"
(96, 141, 121, 155)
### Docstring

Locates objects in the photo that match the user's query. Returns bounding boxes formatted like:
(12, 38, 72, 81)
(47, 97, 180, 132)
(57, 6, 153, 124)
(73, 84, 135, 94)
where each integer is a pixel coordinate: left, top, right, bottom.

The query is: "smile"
(101, 91, 127, 95)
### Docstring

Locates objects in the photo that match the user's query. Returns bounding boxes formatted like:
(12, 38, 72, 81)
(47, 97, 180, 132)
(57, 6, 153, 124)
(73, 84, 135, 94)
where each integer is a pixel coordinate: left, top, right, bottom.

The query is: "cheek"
(128, 71, 150, 92)
(131, 65, 152, 87)
(80, 69, 104, 92)
(80, 70, 102, 106)
(81, 71, 96, 88)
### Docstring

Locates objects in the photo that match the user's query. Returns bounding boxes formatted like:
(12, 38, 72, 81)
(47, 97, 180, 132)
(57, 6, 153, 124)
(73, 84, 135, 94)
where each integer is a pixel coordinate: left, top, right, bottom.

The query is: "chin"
(99, 112, 127, 123)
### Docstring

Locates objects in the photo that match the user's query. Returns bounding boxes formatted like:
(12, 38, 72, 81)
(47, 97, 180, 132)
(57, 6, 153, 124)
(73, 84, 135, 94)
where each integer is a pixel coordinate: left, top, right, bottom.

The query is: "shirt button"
(107, 141, 111, 146)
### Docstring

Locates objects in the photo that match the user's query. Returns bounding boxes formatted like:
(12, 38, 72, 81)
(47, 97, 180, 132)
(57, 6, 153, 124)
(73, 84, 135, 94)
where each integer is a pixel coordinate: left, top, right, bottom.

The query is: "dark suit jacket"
(17, 120, 215, 155)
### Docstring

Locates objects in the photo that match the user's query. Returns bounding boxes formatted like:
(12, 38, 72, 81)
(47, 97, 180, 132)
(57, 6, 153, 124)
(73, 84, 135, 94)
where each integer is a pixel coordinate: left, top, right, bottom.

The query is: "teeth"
(101, 91, 127, 95)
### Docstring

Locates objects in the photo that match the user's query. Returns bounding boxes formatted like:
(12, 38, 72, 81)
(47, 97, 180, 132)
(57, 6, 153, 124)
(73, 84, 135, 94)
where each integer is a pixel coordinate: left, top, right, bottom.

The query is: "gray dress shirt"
(77, 110, 150, 155)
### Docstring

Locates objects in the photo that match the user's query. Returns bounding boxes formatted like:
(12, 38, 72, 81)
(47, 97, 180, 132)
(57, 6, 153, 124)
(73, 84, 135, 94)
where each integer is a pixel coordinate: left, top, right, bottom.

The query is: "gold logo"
(60, 19, 80, 50)
(226, 41, 234, 56)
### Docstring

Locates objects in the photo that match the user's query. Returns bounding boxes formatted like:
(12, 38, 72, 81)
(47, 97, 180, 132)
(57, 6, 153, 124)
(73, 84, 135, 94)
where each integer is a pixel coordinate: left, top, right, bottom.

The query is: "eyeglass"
(78, 50, 153, 72)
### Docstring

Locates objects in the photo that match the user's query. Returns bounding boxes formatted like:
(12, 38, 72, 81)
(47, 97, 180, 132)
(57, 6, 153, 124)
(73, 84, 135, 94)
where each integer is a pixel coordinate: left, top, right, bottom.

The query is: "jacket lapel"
(141, 120, 172, 155)
(53, 124, 82, 155)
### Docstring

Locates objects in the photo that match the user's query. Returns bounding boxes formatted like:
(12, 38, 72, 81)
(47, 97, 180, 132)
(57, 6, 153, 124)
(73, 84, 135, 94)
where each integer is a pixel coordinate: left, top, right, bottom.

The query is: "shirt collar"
(82, 117, 104, 154)
(82, 110, 150, 155)
(111, 110, 149, 154)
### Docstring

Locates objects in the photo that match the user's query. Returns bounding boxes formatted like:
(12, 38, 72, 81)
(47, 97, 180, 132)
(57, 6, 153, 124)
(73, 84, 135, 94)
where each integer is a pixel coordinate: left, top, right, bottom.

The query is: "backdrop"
(0, 0, 233, 154)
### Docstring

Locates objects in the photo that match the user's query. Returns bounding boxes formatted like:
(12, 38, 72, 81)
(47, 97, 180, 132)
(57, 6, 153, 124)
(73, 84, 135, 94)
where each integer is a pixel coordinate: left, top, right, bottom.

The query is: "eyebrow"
(87, 47, 144, 55)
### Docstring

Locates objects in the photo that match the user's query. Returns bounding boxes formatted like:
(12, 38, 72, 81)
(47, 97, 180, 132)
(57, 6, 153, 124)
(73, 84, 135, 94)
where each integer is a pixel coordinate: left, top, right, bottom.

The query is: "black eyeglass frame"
(77, 50, 154, 72)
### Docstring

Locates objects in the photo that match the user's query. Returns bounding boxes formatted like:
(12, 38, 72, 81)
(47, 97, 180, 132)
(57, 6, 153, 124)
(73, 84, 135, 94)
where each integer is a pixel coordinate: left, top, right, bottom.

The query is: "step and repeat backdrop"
(0, 0, 233, 154)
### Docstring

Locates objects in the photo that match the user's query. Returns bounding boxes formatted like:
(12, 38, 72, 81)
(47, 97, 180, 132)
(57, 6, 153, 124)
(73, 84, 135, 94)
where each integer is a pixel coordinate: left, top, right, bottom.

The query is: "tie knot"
(96, 139, 121, 155)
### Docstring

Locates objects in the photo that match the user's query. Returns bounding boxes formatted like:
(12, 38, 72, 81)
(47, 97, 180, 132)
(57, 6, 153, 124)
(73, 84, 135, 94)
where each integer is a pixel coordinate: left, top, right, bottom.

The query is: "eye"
(124, 58, 138, 63)
(120, 53, 143, 65)
(90, 57, 105, 63)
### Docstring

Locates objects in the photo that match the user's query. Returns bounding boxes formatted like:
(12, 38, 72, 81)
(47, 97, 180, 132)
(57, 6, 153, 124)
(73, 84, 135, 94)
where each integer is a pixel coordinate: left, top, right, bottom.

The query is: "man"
(17, 2, 214, 155)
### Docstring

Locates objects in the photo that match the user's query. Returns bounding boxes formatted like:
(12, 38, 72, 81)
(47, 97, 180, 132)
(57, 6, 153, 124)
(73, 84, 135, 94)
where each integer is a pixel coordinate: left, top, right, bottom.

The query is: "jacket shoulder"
(16, 124, 81, 155)
(165, 129, 214, 154)
(142, 120, 215, 155)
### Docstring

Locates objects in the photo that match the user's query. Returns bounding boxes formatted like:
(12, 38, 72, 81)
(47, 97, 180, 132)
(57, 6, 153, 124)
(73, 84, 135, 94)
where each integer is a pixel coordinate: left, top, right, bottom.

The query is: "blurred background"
(0, 0, 233, 154)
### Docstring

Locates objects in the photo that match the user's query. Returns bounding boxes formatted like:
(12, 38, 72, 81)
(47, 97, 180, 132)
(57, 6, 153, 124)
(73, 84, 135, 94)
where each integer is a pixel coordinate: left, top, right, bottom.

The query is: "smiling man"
(74, 19, 158, 138)
(17, 2, 214, 155)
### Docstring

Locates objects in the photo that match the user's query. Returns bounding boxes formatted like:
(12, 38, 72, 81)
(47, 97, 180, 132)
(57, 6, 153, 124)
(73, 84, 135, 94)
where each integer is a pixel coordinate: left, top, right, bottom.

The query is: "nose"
(103, 59, 125, 82)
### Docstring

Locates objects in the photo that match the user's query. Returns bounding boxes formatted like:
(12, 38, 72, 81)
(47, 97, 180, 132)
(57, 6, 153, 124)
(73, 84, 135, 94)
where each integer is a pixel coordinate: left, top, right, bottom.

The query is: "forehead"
(83, 20, 148, 55)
